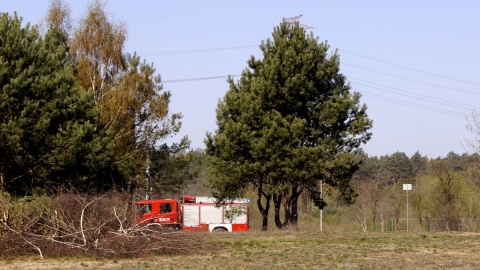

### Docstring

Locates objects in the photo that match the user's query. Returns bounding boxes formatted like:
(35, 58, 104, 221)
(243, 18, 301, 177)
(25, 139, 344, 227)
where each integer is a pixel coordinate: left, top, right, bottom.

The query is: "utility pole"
(282, 14, 313, 29)
(146, 165, 152, 200)
(320, 180, 323, 233)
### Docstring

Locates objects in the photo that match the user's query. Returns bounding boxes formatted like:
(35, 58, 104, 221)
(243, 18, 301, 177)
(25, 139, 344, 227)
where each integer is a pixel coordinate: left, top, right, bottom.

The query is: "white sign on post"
(403, 183, 412, 231)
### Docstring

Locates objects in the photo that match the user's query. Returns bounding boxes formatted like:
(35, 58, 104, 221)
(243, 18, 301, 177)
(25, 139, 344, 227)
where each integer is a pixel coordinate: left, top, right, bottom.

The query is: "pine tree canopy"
(0, 12, 117, 195)
(206, 22, 373, 230)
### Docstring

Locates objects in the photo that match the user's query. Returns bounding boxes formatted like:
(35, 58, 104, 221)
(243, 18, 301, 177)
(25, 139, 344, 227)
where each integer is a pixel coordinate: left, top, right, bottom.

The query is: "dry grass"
(2, 231, 480, 269)
(2, 192, 479, 269)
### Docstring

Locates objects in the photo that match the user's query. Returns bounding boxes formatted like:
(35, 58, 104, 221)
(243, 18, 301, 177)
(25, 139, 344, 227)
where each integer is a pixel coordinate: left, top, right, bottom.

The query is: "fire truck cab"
(135, 196, 249, 232)
(136, 198, 180, 228)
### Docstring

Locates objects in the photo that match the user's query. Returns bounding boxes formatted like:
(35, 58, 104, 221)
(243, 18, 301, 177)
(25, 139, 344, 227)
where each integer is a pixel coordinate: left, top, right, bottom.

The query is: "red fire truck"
(135, 196, 250, 232)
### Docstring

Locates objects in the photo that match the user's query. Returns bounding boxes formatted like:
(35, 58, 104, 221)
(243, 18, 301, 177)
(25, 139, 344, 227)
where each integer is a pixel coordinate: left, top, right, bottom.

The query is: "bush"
(0, 191, 209, 259)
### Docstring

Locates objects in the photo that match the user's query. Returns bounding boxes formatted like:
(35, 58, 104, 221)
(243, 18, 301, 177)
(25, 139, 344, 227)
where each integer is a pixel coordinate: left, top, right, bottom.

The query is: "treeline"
(0, 1, 205, 258)
(0, 1, 200, 197)
(2, 0, 479, 237)
(338, 151, 480, 232)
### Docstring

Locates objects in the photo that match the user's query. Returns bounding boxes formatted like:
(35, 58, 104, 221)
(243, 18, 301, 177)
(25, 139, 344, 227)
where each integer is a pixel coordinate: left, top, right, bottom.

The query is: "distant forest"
(327, 151, 480, 232)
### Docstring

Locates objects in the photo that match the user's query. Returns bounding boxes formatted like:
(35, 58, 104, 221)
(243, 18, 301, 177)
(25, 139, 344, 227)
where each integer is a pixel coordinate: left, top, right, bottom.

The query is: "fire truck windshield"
(138, 203, 151, 215)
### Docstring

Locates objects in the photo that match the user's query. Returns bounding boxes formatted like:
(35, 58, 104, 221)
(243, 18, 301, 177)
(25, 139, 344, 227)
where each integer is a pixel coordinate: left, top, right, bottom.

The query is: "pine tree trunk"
(284, 186, 303, 228)
(283, 193, 292, 228)
(0, 172, 4, 192)
(261, 198, 270, 231)
(257, 183, 271, 231)
(290, 190, 300, 225)
(273, 193, 286, 229)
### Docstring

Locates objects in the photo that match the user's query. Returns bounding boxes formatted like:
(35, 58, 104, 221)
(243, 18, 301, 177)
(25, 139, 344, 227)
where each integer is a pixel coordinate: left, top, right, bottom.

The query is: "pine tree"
(146, 138, 202, 199)
(206, 22, 372, 230)
(0, 12, 116, 195)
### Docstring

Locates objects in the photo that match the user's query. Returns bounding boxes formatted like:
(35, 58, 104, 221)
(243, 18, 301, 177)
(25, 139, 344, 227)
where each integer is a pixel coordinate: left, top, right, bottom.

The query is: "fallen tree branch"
(1, 220, 43, 259)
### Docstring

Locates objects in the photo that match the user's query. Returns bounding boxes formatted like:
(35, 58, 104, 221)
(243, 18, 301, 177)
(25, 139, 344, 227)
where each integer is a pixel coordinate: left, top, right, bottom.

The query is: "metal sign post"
(403, 184, 412, 232)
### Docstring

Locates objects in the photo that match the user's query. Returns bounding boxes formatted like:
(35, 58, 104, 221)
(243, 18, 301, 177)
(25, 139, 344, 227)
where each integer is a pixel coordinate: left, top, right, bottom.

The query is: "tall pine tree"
(206, 21, 372, 230)
(0, 12, 117, 195)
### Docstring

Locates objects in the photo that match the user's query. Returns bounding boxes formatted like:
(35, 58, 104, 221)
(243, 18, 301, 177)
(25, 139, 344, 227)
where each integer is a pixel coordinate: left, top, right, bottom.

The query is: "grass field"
(2, 230, 480, 269)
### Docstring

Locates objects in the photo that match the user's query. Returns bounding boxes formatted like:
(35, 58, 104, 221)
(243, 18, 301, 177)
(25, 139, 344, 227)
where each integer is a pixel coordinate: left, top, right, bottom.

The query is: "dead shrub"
(0, 192, 53, 236)
(0, 191, 210, 259)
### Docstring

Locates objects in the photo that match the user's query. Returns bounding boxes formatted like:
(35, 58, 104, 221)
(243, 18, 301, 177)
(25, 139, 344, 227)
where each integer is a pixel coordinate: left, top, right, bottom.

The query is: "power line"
(163, 74, 240, 83)
(162, 73, 477, 114)
(357, 83, 472, 114)
(163, 72, 478, 112)
(139, 44, 479, 89)
(350, 77, 478, 110)
(138, 45, 258, 56)
(344, 62, 480, 95)
(355, 82, 472, 112)
(151, 45, 478, 117)
(162, 73, 472, 117)
(359, 90, 467, 117)
(340, 49, 480, 87)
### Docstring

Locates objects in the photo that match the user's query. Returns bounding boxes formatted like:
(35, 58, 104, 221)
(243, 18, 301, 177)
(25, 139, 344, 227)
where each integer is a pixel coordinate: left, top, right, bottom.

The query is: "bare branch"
(1, 220, 44, 259)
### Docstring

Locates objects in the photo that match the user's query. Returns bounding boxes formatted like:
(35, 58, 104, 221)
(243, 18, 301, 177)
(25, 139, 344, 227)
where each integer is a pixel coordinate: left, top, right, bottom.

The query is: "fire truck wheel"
(212, 227, 228, 232)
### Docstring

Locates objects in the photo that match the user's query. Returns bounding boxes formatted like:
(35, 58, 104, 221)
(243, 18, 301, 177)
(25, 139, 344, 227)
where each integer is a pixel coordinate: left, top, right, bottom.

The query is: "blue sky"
(3, 1, 480, 158)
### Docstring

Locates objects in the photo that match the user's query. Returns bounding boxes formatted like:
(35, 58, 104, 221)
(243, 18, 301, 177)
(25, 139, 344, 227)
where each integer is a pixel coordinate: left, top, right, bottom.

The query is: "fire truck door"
(153, 202, 176, 224)
(137, 203, 153, 225)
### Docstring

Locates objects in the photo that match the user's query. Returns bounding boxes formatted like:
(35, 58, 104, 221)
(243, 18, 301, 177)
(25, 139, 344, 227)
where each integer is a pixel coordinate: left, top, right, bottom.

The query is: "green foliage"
(379, 152, 414, 185)
(147, 138, 202, 198)
(68, 1, 182, 184)
(350, 151, 480, 232)
(206, 21, 372, 230)
(410, 151, 428, 175)
(0, 191, 53, 235)
(1, 1, 185, 195)
(0, 12, 117, 195)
